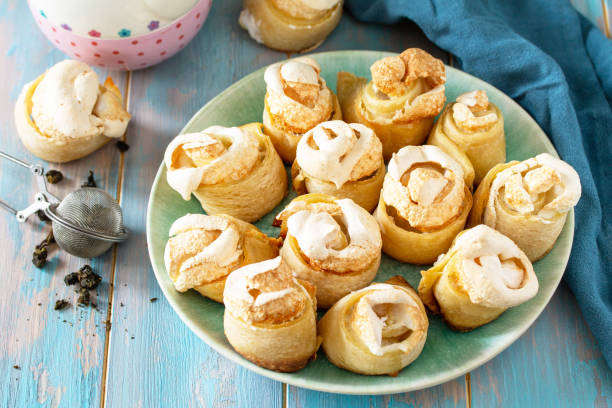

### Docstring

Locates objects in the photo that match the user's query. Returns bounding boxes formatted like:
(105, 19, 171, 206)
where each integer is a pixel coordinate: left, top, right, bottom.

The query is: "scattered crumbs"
(77, 288, 90, 306)
(37, 303, 42, 306)
(45, 169, 63, 184)
(149, 297, 158, 303)
(64, 272, 79, 286)
(119, 302, 124, 307)
(116, 140, 130, 152)
(123, 284, 127, 287)
(54, 299, 70, 310)
(104, 320, 112, 331)
(130, 336, 135, 340)
(81, 170, 97, 188)
(12, 365, 20, 370)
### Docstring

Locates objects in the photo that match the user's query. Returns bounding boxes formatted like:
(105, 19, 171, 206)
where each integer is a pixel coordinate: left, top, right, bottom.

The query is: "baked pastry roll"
(292, 120, 384, 212)
(374, 145, 472, 264)
(239, 0, 343, 52)
(273, 193, 382, 309)
(337, 48, 446, 160)
(418, 225, 539, 331)
(15, 60, 130, 163)
(263, 57, 342, 162)
(223, 257, 319, 372)
(469, 153, 581, 261)
(318, 276, 428, 376)
(427, 90, 505, 187)
(164, 123, 287, 223)
(164, 213, 281, 303)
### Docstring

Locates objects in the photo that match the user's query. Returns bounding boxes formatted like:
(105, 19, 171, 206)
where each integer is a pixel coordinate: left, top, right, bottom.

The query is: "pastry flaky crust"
(318, 276, 428, 376)
(223, 257, 319, 372)
(418, 225, 538, 331)
(469, 153, 581, 262)
(292, 120, 385, 212)
(374, 145, 472, 265)
(263, 57, 342, 162)
(337, 49, 446, 160)
(273, 194, 382, 309)
(239, 0, 343, 52)
(164, 214, 281, 303)
(164, 122, 287, 223)
(15, 60, 131, 163)
(427, 90, 505, 188)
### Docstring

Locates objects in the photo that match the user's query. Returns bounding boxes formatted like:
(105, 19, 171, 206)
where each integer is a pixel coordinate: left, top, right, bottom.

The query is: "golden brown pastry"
(337, 48, 446, 160)
(239, 0, 343, 52)
(374, 145, 472, 264)
(164, 213, 281, 303)
(418, 225, 539, 331)
(263, 57, 342, 162)
(273, 193, 382, 309)
(469, 153, 581, 261)
(15, 60, 130, 163)
(292, 120, 384, 212)
(223, 257, 319, 372)
(427, 90, 505, 187)
(318, 276, 428, 376)
(164, 122, 287, 223)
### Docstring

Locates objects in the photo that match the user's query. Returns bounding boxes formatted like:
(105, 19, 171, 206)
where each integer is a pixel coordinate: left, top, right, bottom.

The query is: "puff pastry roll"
(469, 153, 581, 261)
(15, 60, 131, 163)
(374, 145, 472, 264)
(428, 90, 505, 187)
(274, 194, 382, 309)
(292, 120, 384, 212)
(239, 0, 343, 52)
(164, 122, 287, 222)
(164, 214, 281, 303)
(319, 276, 428, 376)
(263, 57, 342, 162)
(337, 49, 446, 160)
(418, 225, 538, 331)
(223, 257, 319, 372)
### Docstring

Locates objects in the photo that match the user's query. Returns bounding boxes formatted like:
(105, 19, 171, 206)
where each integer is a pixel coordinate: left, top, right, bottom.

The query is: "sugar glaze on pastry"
(15, 60, 130, 162)
(418, 225, 538, 330)
(292, 120, 384, 211)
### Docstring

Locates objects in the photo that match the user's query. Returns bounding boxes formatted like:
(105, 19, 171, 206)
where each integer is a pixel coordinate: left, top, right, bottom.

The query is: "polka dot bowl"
(28, 0, 212, 71)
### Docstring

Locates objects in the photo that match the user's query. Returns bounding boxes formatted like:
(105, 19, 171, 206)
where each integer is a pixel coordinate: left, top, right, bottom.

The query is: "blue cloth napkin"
(345, 0, 612, 367)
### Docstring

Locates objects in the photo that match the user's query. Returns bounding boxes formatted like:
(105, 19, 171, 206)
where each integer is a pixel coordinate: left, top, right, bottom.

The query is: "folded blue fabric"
(345, 0, 612, 367)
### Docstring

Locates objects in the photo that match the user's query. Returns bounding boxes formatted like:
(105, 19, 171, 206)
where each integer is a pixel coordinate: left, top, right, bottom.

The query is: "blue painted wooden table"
(1, 1, 611, 407)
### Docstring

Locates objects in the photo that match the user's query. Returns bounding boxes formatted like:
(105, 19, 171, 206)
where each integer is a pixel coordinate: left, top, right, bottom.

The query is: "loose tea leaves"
(32, 231, 55, 268)
(45, 170, 63, 184)
(78, 265, 101, 290)
(77, 288, 90, 306)
(64, 272, 79, 286)
(116, 140, 130, 152)
(54, 299, 70, 310)
(81, 171, 97, 188)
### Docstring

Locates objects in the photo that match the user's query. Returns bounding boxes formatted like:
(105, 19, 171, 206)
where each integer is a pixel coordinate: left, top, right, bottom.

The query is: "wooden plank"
(470, 283, 612, 407)
(0, 1, 127, 407)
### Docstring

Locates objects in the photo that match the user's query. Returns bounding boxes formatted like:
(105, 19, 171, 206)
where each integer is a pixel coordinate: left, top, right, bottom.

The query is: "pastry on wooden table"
(427, 90, 505, 187)
(374, 145, 472, 265)
(164, 213, 281, 303)
(318, 276, 428, 376)
(262, 56, 342, 163)
(337, 48, 446, 160)
(15, 59, 130, 163)
(273, 193, 382, 309)
(164, 122, 287, 223)
(418, 225, 539, 331)
(239, 0, 343, 52)
(223, 257, 319, 372)
(469, 153, 581, 261)
(292, 120, 384, 212)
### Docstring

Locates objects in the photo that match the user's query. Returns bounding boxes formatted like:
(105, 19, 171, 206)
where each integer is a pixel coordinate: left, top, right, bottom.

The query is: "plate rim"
(146, 50, 573, 395)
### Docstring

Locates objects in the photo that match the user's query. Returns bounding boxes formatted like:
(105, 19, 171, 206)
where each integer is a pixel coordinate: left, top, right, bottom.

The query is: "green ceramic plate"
(146, 51, 573, 394)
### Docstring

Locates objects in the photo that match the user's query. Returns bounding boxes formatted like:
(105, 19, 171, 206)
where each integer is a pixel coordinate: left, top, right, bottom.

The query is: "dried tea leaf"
(81, 171, 97, 188)
(45, 170, 63, 184)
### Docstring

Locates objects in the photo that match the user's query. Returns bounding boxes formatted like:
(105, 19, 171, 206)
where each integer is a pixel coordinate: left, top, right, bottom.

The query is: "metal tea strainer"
(0, 151, 128, 258)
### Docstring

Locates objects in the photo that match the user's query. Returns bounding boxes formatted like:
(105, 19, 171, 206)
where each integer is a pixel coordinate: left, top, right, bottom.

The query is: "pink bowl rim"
(28, 0, 212, 42)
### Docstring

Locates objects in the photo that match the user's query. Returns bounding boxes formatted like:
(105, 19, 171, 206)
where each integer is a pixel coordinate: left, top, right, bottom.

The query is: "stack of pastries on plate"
(163, 48, 582, 375)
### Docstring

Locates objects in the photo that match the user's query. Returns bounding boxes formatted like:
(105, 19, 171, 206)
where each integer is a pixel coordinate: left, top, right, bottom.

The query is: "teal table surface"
(0, 1, 611, 407)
